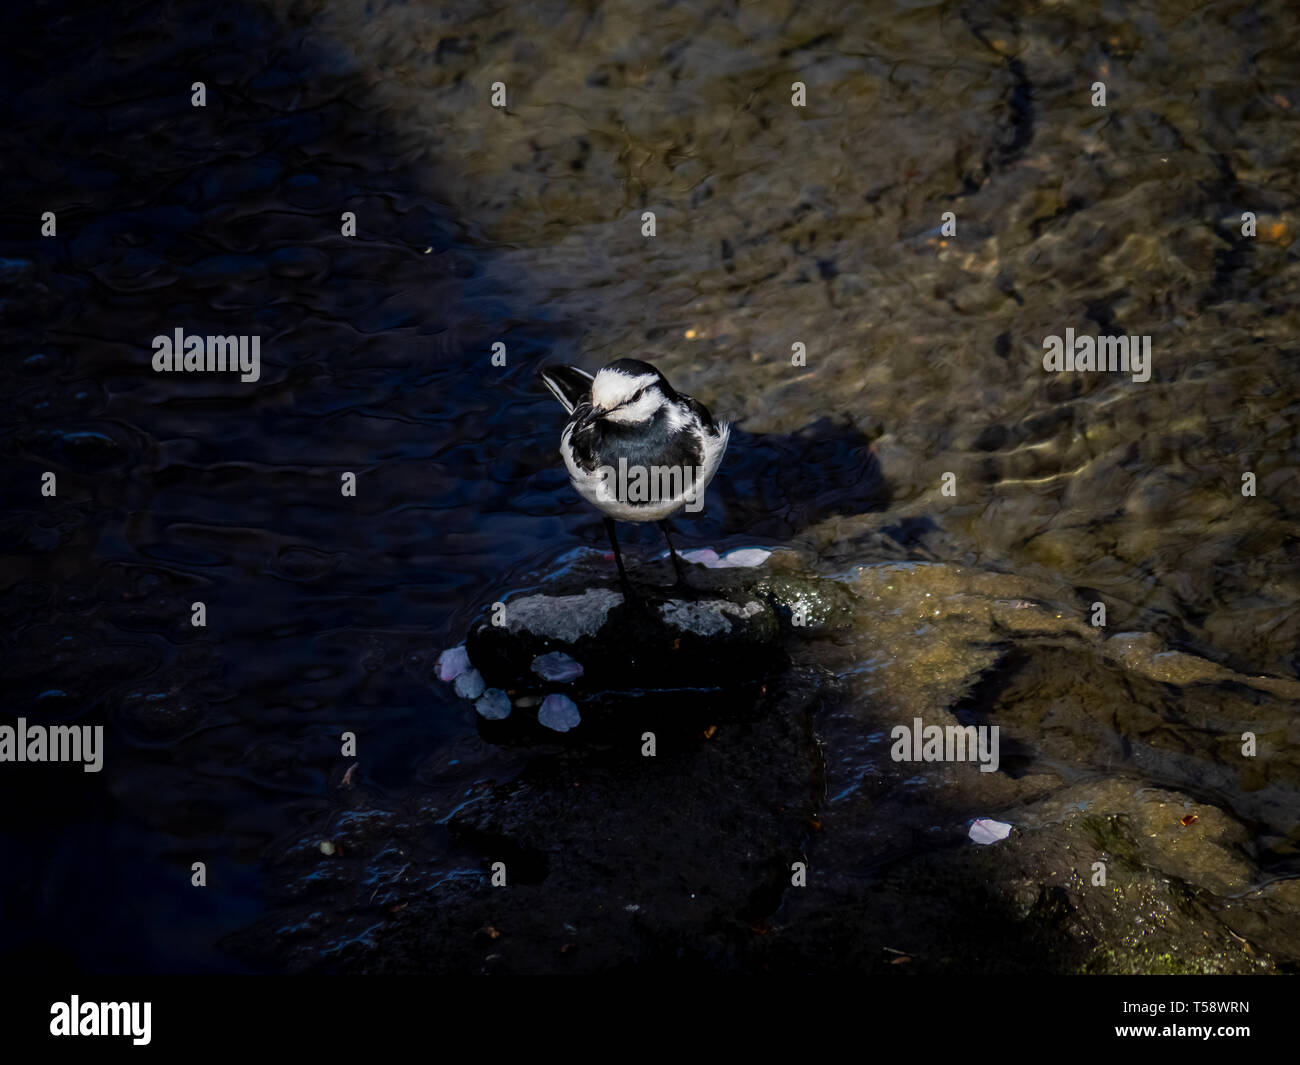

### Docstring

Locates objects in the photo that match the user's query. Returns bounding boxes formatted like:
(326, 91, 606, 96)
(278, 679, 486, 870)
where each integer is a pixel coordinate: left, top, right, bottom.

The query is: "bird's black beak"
(574, 404, 604, 433)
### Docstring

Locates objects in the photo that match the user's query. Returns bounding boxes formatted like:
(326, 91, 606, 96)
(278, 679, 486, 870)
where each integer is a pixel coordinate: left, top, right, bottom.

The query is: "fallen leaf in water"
(702, 725, 717, 739)
(1181, 814, 1198, 826)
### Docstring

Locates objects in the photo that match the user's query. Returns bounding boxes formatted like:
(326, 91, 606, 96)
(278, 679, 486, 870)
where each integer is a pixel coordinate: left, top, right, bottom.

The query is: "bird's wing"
(540, 365, 595, 414)
(678, 392, 719, 432)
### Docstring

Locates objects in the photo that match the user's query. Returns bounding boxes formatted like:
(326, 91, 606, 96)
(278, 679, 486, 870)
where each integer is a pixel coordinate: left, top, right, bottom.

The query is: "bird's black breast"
(569, 404, 703, 472)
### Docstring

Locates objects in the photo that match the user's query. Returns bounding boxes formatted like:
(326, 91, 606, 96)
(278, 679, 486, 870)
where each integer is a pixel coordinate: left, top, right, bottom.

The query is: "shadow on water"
(0, 0, 889, 972)
(0, 0, 545, 973)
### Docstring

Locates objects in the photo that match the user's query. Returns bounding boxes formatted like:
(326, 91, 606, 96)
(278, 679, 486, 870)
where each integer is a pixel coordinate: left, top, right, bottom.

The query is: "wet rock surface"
(230, 553, 1300, 974)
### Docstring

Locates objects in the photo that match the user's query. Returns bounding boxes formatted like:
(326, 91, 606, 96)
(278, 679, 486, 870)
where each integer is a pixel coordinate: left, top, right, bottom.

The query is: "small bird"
(540, 358, 730, 593)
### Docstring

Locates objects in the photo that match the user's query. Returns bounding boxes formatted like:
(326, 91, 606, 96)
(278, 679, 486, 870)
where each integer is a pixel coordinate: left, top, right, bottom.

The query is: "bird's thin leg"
(604, 517, 635, 599)
(658, 519, 688, 586)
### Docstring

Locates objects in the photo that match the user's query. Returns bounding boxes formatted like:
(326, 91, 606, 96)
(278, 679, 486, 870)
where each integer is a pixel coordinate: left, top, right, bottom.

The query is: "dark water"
(1, 0, 1297, 972)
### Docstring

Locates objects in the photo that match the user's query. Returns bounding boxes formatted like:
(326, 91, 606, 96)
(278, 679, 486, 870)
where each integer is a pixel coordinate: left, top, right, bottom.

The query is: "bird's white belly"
(572, 479, 692, 522)
(561, 423, 729, 523)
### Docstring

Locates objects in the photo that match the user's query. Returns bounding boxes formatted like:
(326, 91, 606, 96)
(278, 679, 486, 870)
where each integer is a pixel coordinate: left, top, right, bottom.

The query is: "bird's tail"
(539, 364, 595, 414)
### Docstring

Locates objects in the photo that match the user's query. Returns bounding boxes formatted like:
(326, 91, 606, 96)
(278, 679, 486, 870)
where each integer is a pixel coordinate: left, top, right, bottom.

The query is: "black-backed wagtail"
(540, 358, 730, 593)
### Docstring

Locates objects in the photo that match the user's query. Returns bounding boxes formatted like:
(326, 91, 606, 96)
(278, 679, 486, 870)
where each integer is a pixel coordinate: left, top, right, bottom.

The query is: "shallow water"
(1, 0, 1297, 972)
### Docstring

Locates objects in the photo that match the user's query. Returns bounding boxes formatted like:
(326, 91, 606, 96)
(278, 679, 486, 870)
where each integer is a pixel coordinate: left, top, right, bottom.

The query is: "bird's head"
(579, 359, 675, 429)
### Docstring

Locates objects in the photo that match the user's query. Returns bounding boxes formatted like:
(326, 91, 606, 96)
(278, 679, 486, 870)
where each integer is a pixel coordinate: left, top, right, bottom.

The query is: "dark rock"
(459, 561, 850, 741)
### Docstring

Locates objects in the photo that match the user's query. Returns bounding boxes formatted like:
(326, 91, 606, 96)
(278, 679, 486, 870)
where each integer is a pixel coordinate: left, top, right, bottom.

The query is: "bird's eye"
(631, 389, 644, 403)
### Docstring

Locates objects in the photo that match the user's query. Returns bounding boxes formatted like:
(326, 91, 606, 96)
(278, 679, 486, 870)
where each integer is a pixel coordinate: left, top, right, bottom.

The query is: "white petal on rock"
(475, 688, 512, 720)
(538, 693, 581, 732)
(679, 546, 772, 569)
(437, 645, 471, 682)
(453, 668, 486, 700)
(722, 547, 772, 568)
(968, 818, 1012, 845)
(531, 651, 584, 682)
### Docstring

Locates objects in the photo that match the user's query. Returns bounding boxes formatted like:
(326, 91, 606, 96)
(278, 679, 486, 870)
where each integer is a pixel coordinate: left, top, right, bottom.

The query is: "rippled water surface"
(2, 0, 1297, 971)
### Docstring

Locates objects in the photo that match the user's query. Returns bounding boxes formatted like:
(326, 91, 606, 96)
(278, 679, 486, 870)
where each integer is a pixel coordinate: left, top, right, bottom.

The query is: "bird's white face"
(590, 368, 662, 424)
